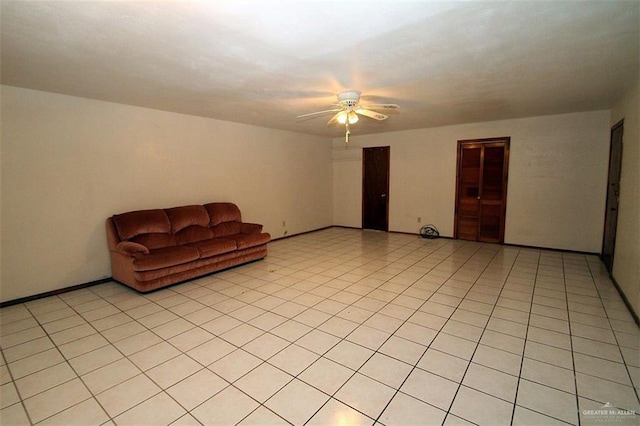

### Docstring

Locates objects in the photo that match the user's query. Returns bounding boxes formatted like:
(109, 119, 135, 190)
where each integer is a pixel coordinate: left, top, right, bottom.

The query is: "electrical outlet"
(417, 217, 422, 223)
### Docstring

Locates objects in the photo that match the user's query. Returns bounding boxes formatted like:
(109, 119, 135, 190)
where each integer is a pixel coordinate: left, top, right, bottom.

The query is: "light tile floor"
(1, 228, 639, 425)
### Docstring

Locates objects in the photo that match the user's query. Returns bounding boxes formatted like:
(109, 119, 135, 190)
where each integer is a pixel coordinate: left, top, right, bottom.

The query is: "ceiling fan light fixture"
(337, 110, 359, 124)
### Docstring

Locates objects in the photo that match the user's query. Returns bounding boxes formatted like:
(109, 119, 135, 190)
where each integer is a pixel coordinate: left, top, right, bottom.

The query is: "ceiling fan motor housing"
(337, 91, 361, 109)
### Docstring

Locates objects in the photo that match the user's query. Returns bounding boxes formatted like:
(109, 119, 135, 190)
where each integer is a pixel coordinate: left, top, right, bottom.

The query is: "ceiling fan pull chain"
(345, 123, 350, 145)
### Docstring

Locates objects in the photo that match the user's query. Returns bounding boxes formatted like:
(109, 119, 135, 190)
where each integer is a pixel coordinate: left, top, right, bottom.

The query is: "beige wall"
(1, 86, 333, 302)
(333, 111, 611, 253)
(610, 79, 639, 315)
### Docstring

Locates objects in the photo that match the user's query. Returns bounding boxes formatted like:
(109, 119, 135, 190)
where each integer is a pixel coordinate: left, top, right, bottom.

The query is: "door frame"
(362, 146, 390, 231)
(454, 137, 510, 243)
(601, 119, 624, 272)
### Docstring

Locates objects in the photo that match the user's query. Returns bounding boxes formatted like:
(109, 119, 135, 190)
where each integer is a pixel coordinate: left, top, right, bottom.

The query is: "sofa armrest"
(240, 222, 263, 234)
(116, 241, 150, 255)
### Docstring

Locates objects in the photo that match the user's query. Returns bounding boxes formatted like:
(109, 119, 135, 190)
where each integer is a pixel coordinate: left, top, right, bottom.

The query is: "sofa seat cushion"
(132, 246, 200, 272)
(231, 232, 271, 250)
(187, 238, 237, 258)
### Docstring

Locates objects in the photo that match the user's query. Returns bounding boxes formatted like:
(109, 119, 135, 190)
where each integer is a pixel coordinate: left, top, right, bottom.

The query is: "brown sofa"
(106, 202, 270, 292)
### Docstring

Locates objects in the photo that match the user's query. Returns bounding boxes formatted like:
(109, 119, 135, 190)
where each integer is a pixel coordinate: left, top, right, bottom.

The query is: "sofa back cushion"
(112, 209, 171, 241)
(204, 203, 242, 226)
(212, 222, 241, 237)
(166, 205, 210, 233)
(174, 225, 215, 245)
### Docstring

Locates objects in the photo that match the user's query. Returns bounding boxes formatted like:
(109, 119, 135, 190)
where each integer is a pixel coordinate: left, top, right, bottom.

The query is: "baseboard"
(609, 275, 640, 327)
(0, 278, 112, 308)
(271, 225, 334, 241)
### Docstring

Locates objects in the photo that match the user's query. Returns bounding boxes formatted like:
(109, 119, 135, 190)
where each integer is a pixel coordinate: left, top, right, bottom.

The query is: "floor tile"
(234, 362, 293, 402)
(325, 340, 374, 371)
(113, 391, 185, 425)
(23, 378, 92, 423)
(400, 368, 459, 411)
(307, 398, 374, 426)
(191, 385, 259, 425)
(520, 357, 576, 394)
(430, 332, 477, 361)
(8, 348, 65, 380)
(1, 382, 20, 410)
(379, 391, 447, 425)
(512, 405, 568, 425)
(379, 335, 427, 365)
(270, 319, 313, 342)
(186, 337, 236, 366)
(516, 378, 579, 424)
(524, 340, 573, 370)
(575, 372, 640, 412)
(68, 344, 123, 375)
(95, 373, 161, 418)
(237, 406, 290, 425)
(209, 348, 262, 382)
(265, 378, 330, 425)
(2, 336, 54, 363)
(450, 385, 514, 425)
(129, 341, 180, 371)
(573, 352, 632, 386)
(1, 229, 639, 426)
(81, 357, 141, 395)
(296, 329, 341, 355)
(14, 361, 77, 399)
(37, 397, 109, 426)
(166, 369, 227, 411)
(269, 343, 319, 376)
(220, 322, 264, 346)
(417, 348, 469, 383)
(359, 352, 413, 389)
(334, 372, 396, 419)
(462, 362, 518, 402)
(298, 352, 350, 393)
(146, 354, 202, 388)
(168, 327, 215, 352)
(346, 325, 391, 351)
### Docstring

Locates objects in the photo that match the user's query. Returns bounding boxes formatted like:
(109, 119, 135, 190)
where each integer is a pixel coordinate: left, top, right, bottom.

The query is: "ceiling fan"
(297, 90, 400, 125)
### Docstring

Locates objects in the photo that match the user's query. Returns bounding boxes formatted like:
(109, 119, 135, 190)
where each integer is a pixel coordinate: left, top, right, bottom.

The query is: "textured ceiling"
(2, 1, 638, 138)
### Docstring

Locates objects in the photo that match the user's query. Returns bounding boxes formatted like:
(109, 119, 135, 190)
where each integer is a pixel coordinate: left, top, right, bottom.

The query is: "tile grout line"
(509, 248, 540, 425)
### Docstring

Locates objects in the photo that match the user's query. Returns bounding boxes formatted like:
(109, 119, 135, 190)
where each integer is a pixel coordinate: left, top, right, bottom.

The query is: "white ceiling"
(2, 1, 638, 138)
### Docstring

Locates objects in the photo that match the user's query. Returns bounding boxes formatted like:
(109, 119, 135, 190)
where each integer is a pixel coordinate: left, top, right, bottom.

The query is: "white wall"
(610, 78, 639, 315)
(1, 86, 333, 302)
(333, 111, 611, 252)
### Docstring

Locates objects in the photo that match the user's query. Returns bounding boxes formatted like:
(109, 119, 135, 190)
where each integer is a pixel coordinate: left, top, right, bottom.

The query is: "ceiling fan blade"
(297, 108, 341, 119)
(356, 108, 389, 120)
(360, 104, 400, 111)
(327, 112, 342, 125)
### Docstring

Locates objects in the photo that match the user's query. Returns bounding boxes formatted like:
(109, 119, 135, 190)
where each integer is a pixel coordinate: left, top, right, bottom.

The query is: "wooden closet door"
(456, 145, 482, 240)
(455, 138, 509, 243)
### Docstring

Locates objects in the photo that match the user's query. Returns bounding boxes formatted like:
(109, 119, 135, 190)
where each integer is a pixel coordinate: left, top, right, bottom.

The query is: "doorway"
(455, 137, 510, 243)
(362, 146, 390, 231)
(601, 120, 624, 272)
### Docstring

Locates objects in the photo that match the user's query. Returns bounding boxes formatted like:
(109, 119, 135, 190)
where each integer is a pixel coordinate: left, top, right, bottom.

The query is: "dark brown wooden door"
(601, 120, 624, 272)
(455, 138, 509, 243)
(363, 146, 390, 231)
